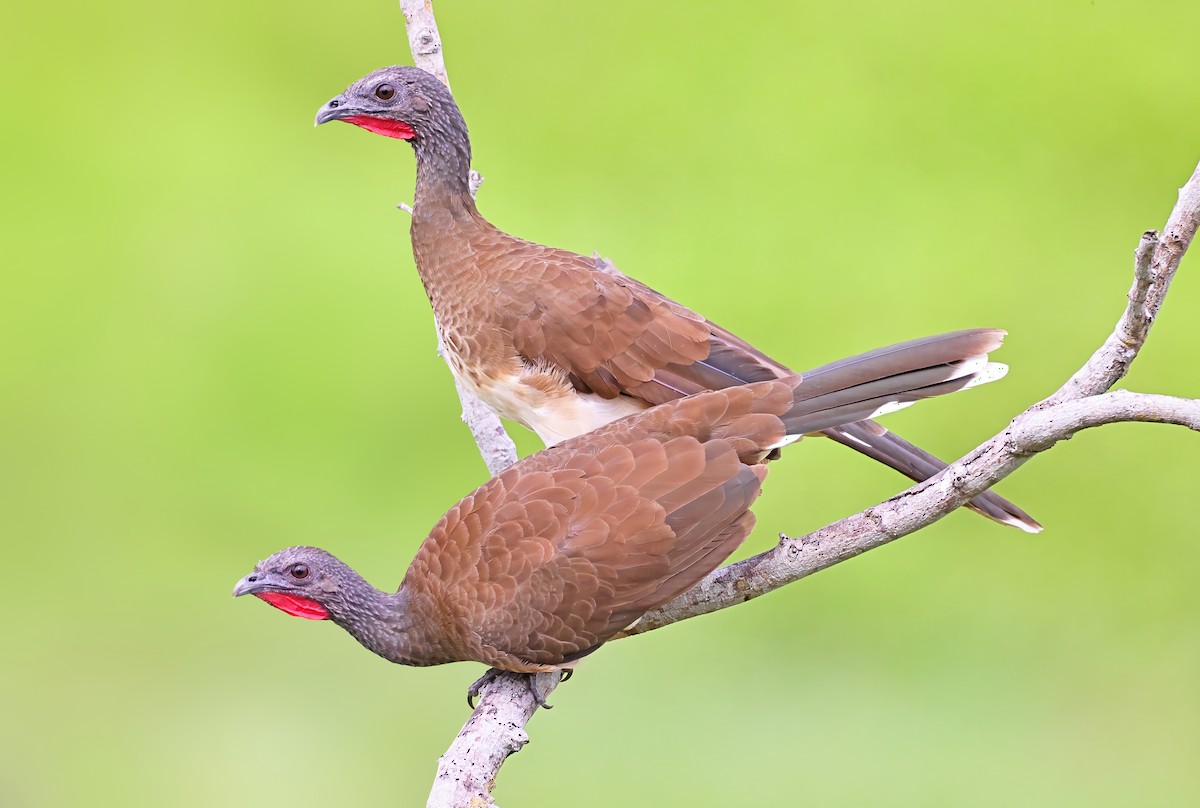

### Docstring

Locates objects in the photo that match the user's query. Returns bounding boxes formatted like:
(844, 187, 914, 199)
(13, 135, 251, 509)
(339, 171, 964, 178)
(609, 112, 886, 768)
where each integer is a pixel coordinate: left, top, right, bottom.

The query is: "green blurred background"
(3, 0, 1198, 805)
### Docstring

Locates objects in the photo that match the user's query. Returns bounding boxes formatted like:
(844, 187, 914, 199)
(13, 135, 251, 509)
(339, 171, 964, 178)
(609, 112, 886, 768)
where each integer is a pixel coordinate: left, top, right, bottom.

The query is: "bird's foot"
(526, 672, 557, 709)
(465, 669, 573, 710)
(466, 668, 502, 709)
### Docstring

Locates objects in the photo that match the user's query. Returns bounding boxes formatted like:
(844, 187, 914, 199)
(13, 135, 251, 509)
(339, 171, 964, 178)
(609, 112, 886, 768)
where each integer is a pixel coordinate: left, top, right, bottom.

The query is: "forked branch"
(396, 5, 1200, 806)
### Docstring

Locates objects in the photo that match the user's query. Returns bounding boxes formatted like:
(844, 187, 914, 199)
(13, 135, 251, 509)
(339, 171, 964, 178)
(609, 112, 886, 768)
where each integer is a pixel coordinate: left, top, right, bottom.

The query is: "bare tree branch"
(399, 0, 449, 85)
(430, 153, 1200, 803)
(619, 390, 1200, 637)
(395, 6, 1200, 806)
(400, 0, 514, 477)
(1046, 162, 1200, 405)
(619, 162, 1200, 639)
(426, 671, 557, 808)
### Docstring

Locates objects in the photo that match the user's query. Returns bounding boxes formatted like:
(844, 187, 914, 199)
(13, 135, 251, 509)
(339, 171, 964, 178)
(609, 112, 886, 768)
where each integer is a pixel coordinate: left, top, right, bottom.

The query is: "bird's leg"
(526, 670, 574, 709)
(527, 673, 556, 709)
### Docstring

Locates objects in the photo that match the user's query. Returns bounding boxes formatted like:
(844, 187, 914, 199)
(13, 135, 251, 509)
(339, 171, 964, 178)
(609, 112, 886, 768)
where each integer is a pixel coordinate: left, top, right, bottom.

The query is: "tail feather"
(785, 374, 991, 435)
(595, 328, 1039, 532)
(772, 329, 1041, 533)
(794, 329, 1005, 395)
(782, 329, 1009, 437)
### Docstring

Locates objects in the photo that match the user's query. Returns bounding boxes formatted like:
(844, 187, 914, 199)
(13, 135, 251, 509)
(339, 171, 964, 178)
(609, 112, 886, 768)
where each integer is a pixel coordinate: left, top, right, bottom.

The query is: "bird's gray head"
(232, 546, 364, 622)
(314, 65, 467, 146)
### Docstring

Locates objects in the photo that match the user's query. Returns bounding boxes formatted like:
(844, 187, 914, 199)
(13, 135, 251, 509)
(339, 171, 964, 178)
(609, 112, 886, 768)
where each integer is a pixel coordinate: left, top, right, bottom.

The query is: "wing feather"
(403, 429, 765, 669)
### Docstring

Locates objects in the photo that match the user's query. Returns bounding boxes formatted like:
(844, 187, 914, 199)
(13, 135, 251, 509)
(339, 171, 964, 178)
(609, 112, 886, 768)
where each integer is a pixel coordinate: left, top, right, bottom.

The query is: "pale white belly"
(524, 390, 649, 446)
(449, 363, 648, 447)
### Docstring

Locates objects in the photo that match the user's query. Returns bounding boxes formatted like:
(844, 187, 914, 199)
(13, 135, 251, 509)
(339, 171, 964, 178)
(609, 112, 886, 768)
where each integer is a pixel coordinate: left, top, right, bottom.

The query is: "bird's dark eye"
(374, 83, 395, 100)
(289, 563, 310, 580)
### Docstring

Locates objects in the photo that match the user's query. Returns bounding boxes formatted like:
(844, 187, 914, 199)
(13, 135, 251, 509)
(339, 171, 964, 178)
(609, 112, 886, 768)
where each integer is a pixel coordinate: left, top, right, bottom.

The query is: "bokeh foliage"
(2, 1, 1198, 805)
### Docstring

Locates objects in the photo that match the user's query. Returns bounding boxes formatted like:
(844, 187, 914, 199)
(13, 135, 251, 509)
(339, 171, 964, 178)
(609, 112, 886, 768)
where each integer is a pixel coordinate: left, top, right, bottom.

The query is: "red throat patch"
(256, 592, 329, 620)
(342, 115, 416, 140)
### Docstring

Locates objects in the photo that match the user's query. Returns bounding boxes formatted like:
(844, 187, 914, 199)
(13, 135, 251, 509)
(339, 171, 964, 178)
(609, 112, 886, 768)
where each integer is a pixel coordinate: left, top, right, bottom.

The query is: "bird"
(312, 65, 1039, 533)
(236, 329, 1015, 706)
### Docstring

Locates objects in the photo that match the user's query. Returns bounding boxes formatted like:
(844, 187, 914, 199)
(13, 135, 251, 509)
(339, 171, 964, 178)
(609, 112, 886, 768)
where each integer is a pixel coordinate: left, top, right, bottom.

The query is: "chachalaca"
(313, 66, 1038, 532)
(236, 329, 1016, 705)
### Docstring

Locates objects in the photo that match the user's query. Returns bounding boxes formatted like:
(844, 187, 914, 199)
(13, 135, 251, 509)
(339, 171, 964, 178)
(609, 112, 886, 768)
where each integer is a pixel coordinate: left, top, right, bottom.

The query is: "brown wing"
(402, 434, 765, 670)
(492, 249, 1038, 530)
(495, 247, 784, 403)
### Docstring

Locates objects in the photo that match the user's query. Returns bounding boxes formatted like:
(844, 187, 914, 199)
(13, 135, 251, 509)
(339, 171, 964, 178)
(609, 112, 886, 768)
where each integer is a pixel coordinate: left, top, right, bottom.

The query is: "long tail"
(781, 329, 1041, 533)
(823, 422, 1040, 532)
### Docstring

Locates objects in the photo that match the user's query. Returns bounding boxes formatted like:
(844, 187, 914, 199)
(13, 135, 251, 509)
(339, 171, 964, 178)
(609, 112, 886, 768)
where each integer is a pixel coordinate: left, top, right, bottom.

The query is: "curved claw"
(466, 668, 502, 710)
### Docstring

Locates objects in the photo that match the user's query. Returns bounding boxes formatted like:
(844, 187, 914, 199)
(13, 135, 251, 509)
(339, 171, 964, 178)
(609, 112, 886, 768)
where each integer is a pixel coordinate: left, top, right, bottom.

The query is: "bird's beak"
(232, 572, 269, 598)
(315, 96, 352, 127)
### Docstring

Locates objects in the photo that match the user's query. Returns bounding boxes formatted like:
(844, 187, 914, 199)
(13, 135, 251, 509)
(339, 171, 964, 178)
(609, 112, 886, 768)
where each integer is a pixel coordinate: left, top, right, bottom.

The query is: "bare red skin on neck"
(342, 116, 416, 140)
(256, 592, 329, 620)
